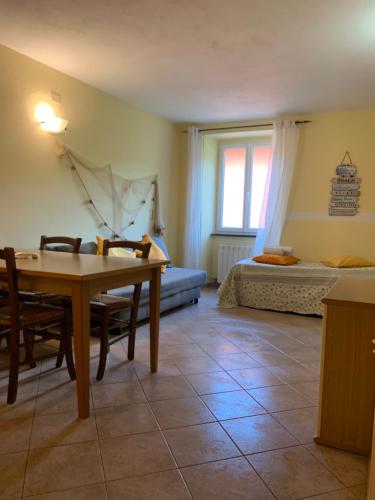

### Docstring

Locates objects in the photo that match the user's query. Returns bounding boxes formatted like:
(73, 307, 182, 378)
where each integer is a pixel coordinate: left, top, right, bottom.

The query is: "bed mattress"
(217, 259, 375, 315)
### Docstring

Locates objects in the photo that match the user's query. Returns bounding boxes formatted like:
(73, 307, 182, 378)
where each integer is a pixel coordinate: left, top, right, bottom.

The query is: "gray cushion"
(44, 242, 97, 254)
(109, 267, 207, 305)
(152, 236, 171, 266)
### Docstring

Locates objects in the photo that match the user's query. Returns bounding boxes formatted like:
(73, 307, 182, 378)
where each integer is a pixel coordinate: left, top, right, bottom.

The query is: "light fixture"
(34, 102, 68, 134)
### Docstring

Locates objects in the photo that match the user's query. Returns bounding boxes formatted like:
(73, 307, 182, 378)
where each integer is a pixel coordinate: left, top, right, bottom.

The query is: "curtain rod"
(182, 120, 311, 133)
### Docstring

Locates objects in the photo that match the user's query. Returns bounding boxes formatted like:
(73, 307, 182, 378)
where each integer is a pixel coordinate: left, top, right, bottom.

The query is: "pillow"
(252, 254, 300, 266)
(96, 236, 136, 258)
(152, 236, 172, 267)
(138, 234, 168, 273)
(321, 256, 375, 268)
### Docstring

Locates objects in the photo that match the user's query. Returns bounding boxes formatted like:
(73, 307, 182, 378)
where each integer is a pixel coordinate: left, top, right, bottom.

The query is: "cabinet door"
(318, 303, 375, 454)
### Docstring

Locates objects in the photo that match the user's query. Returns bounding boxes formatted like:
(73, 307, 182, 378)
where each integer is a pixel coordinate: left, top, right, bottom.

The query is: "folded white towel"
(264, 246, 294, 256)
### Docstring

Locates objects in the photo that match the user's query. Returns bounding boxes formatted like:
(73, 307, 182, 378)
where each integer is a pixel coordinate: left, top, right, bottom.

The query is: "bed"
(218, 259, 375, 315)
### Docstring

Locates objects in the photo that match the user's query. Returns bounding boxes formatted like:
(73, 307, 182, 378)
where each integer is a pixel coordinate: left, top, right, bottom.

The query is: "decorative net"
(58, 145, 165, 237)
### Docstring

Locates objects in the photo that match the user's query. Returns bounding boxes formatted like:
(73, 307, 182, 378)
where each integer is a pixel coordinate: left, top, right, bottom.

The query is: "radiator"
(217, 244, 253, 283)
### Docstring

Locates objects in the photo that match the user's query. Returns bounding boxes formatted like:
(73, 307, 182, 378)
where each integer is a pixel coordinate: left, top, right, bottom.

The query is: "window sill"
(210, 233, 256, 238)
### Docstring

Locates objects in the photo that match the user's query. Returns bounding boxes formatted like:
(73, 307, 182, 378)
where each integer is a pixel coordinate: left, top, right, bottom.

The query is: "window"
(217, 143, 272, 235)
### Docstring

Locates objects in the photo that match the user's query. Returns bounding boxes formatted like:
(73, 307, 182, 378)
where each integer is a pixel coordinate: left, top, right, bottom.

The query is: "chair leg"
(127, 312, 137, 361)
(23, 329, 37, 369)
(61, 311, 76, 380)
(7, 327, 20, 404)
(97, 310, 109, 381)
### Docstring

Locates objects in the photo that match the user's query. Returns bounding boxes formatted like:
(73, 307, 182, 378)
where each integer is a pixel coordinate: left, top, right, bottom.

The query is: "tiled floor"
(0, 287, 369, 499)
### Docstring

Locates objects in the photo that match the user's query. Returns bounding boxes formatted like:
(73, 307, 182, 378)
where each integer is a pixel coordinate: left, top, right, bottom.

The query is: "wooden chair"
(0, 247, 75, 404)
(19, 236, 82, 304)
(40, 235, 82, 253)
(90, 239, 151, 380)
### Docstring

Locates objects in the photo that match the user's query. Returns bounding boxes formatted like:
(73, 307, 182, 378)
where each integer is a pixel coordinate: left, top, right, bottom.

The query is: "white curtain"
(253, 120, 300, 255)
(183, 127, 203, 268)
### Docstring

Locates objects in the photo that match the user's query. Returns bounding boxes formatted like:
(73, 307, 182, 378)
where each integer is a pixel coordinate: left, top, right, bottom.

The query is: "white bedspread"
(217, 259, 375, 315)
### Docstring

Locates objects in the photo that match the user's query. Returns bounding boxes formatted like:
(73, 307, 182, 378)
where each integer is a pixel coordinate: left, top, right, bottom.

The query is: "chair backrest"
(102, 240, 152, 258)
(0, 248, 20, 330)
(101, 240, 152, 309)
(40, 235, 82, 253)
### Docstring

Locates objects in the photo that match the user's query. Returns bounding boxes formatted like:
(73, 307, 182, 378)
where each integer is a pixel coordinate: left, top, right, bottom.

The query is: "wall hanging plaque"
(329, 151, 360, 216)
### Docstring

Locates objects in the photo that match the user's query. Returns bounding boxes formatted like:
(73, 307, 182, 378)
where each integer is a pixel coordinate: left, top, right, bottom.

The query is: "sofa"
(50, 239, 207, 321)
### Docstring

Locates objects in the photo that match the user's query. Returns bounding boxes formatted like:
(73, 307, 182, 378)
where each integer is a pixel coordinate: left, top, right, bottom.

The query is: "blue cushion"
(109, 267, 207, 305)
(152, 236, 171, 266)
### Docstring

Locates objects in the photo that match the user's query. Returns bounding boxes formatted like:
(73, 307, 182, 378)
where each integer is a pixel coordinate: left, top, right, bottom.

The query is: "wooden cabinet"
(315, 277, 375, 456)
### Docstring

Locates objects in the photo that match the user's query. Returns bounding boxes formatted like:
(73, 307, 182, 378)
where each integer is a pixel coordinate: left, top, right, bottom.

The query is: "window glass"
(250, 146, 272, 228)
(222, 147, 246, 228)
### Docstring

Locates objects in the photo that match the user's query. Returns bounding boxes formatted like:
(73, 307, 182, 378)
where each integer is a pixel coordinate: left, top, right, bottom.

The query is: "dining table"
(1, 250, 166, 418)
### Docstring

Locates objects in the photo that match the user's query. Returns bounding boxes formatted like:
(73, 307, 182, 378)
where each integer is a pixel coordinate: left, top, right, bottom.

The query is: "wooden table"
(1, 250, 166, 418)
(316, 277, 375, 455)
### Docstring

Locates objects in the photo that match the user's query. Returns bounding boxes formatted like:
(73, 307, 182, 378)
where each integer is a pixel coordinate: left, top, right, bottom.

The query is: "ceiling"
(1, 0, 375, 123)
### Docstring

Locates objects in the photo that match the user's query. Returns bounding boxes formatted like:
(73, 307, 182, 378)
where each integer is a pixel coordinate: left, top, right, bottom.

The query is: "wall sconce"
(34, 102, 68, 134)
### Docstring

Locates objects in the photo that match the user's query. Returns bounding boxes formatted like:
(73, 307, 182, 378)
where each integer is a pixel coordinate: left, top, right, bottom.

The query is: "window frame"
(216, 141, 271, 236)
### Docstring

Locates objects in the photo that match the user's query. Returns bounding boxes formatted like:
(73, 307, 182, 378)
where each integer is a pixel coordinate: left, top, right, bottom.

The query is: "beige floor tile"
(305, 443, 369, 487)
(38, 369, 78, 390)
(0, 417, 32, 454)
(91, 381, 146, 409)
(30, 413, 97, 449)
(302, 488, 358, 499)
(268, 362, 318, 384)
(222, 414, 298, 454)
(213, 353, 261, 370)
(164, 343, 207, 359)
(272, 406, 318, 444)
(181, 457, 273, 499)
(159, 332, 194, 345)
(201, 390, 266, 420)
(90, 359, 138, 384)
(95, 403, 158, 439)
(150, 396, 214, 429)
(248, 445, 343, 499)
(349, 483, 367, 499)
(249, 384, 313, 412)
(248, 350, 295, 367)
(100, 431, 176, 481)
(186, 371, 241, 395)
(228, 366, 285, 389)
(24, 483, 108, 499)
(198, 341, 242, 355)
(133, 359, 181, 380)
(24, 441, 104, 496)
(0, 387, 37, 420)
(290, 380, 320, 404)
(107, 469, 191, 500)
(35, 385, 88, 416)
(173, 355, 223, 375)
(141, 376, 195, 401)
(301, 361, 321, 378)
(164, 422, 240, 467)
(0, 451, 27, 499)
(283, 347, 321, 363)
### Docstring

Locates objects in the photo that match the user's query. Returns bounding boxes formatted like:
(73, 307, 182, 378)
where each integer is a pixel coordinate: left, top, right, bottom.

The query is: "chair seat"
(0, 303, 64, 327)
(90, 294, 133, 311)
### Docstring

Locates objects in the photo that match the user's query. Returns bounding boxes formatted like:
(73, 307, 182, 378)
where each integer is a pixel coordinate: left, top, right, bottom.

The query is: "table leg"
(149, 266, 161, 372)
(72, 282, 90, 418)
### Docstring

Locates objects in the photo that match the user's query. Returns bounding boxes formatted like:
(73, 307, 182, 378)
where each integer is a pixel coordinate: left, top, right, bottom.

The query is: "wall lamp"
(34, 102, 68, 134)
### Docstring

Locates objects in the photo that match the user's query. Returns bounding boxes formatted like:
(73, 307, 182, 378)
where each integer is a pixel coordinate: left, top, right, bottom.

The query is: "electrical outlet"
(51, 91, 62, 103)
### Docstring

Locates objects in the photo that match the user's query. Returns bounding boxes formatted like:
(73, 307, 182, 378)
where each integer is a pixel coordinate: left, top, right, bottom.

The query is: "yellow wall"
(284, 109, 375, 261)
(0, 44, 181, 261)
(190, 109, 375, 279)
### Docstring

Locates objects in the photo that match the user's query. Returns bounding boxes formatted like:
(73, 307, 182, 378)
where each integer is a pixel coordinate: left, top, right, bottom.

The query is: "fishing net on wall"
(58, 145, 165, 238)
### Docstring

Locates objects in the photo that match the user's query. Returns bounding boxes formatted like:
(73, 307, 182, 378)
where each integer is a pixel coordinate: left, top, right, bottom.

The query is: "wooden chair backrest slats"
(0, 248, 20, 330)
(102, 239, 151, 258)
(40, 235, 82, 254)
(101, 239, 152, 308)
